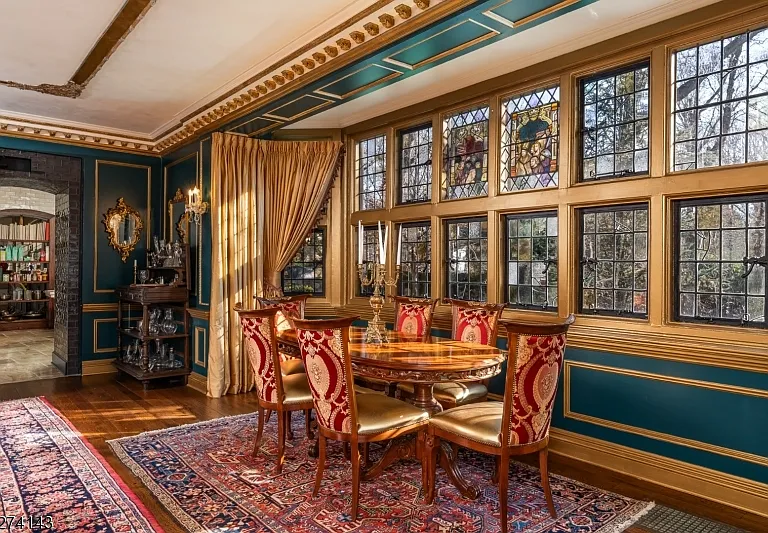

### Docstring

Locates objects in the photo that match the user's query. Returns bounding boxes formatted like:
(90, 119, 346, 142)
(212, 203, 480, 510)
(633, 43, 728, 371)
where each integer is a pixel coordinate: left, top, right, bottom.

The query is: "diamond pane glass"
(398, 124, 432, 204)
(357, 225, 380, 297)
(579, 204, 649, 317)
(446, 217, 487, 301)
(505, 212, 558, 310)
(282, 228, 325, 296)
(357, 135, 386, 210)
(672, 28, 768, 171)
(399, 222, 431, 298)
(442, 106, 490, 199)
(675, 195, 767, 326)
(580, 62, 650, 181)
(501, 86, 560, 191)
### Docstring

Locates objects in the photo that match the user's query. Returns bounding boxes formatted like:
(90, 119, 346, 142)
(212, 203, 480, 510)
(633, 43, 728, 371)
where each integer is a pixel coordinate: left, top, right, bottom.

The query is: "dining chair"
(399, 299, 506, 408)
(236, 306, 315, 474)
(425, 315, 575, 533)
(256, 294, 311, 376)
(293, 316, 430, 521)
(393, 296, 439, 338)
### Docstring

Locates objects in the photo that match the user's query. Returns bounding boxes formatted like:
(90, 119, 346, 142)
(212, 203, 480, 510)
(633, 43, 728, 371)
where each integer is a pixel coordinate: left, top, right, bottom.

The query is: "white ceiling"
(0, 0, 374, 136)
(288, 0, 723, 130)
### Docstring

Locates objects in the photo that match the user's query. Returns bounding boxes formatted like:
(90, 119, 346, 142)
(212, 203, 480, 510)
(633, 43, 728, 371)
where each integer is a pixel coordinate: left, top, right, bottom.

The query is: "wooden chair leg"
(539, 448, 556, 518)
(313, 435, 326, 497)
(451, 443, 459, 459)
(361, 442, 369, 467)
(276, 410, 286, 474)
(424, 434, 439, 504)
(286, 411, 294, 441)
(491, 455, 500, 484)
(265, 409, 272, 423)
(498, 456, 510, 533)
(343, 442, 351, 460)
(351, 440, 361, 521)
(252, 406, 265, 457)
(304, 409, 314, 439)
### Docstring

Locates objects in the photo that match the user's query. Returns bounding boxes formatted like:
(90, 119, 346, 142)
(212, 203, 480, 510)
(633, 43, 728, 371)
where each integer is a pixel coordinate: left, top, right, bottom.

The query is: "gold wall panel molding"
(163, 152, 198, 237)
(563, 360, 768, 468)
(188, 308, 210, 321)
(314, 64, 403, 99)
(194, 326, 207, 367)
(262, 95, 334, 122)
(549, 428, 768, 518)
(82, 303, 118, 312)
(82, 358, 118, 376)
(187, 371, 207, 394)
(93, 318, 118, 354)
(94, 160, 152, 294)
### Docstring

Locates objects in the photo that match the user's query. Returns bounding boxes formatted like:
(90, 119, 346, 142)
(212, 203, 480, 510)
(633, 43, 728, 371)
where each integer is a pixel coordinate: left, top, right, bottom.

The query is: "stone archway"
(0, 149, 82, 375)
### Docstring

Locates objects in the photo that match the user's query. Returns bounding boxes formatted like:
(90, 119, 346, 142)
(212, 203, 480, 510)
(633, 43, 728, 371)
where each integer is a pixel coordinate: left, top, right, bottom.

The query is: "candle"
(377, 221, 383, 264)
(396, 226, 402, 265)
(357, 221, 363, 264)
(381, 225, 388, 265)
(134, 259, 137, 268)
(188, 189, 193, 205)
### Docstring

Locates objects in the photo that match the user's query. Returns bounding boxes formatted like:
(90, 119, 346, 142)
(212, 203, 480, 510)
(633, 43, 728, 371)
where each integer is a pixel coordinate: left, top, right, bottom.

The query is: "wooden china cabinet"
(114, 243, 191, 389)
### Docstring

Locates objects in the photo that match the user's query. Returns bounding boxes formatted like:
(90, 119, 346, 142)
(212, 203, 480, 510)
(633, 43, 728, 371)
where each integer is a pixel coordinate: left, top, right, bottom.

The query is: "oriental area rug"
(110, 411, 653, 533)
(0, 397, 162, 532)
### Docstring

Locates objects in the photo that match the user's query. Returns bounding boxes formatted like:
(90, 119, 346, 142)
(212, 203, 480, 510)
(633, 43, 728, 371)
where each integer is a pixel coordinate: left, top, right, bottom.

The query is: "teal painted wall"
(0, 135, 162, 364)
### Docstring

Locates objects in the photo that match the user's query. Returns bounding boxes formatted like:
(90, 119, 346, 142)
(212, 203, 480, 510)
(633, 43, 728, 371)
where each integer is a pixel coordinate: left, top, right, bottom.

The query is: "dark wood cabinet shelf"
(114, 361, 190, 381)
(119, 328, 188, 342)
(0, 281, 48, 285)
(0, 298, 50, 305)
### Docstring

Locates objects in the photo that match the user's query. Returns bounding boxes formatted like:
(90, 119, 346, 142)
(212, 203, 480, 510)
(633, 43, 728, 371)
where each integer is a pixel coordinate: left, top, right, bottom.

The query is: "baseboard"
(187, 371, 207, 394)
(82, 358, 116, 375)
(549, 427, 768, 519)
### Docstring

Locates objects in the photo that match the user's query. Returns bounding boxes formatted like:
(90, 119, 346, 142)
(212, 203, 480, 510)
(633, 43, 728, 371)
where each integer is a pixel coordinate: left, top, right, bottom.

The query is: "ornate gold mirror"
(168, 188, 189, 243)
(102, 197, 143, 262)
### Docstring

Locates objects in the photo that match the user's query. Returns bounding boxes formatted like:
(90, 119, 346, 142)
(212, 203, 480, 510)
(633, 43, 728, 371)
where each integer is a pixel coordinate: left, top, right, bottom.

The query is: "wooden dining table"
(277, 326, 506, 499)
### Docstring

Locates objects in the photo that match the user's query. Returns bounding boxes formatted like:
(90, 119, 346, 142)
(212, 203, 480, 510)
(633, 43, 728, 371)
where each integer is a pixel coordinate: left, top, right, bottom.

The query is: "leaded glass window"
(398, 124, 432, 204)
(674, 195, 767, 327)
(357, 135, 386, 210)
(500, 86, 560, 191)
(580, 61, 650, 181)
(399, 221, 431, 298)
(672, 27, 768, 170)
(446, 217, 488, 301)
(579, 204, 648, 317)
(357, 225, 380, 297)
(442, 106, 489, 200)
(505, 212, 558, 310)
(282, 228, 325, 296)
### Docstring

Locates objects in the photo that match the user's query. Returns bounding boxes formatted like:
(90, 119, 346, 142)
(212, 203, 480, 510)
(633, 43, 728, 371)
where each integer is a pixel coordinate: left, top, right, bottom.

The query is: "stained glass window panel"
(579, 204, 649, 318)
(505, 212, 558, 310)
(445, 217, 488, 302)
(282, 228, 325, 296)
(398, 222, 431, 298)
(500, 86, 560, 192)
(580, 62, 650, 181)
(672, 27, 768, 171)
(442, 106, 490, 200)
(398, 124, 432, 204)
(357, 135, 386, 210)
(674, 195, 767, 327)
(357, 225, 380, 297)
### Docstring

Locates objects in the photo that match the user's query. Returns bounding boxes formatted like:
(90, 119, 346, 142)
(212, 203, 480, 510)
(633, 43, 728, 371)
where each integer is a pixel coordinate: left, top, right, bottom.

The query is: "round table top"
(277, 327, 506, 384)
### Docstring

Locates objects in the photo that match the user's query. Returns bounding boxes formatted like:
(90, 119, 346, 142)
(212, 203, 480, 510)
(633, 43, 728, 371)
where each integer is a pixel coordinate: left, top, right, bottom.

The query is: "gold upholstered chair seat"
(280, 358, 305, 376)
(398, 381, 488, 405)
(428, 402, 503, 447)
(281, 373, 313, 405)
(356, 393, 430, 435)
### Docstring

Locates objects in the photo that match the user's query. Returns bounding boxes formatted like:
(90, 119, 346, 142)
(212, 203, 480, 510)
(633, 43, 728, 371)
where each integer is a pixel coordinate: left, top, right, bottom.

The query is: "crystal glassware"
(138, 270, 149, 284)
(161, 308, 178, 334)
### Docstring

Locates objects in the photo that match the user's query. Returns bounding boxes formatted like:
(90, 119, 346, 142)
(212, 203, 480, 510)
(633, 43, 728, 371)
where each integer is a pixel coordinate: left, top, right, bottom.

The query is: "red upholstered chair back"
(256, 294, 310, 333)
(237, 307, 283, 405)
(501, 315, 574, 447)
(393, 296, 438, 338)
(447, 299, 506, 346)
(293, 317, 359, 436)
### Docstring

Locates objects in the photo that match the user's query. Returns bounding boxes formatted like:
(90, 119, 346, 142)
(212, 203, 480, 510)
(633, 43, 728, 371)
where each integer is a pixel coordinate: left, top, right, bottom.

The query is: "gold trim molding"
(549, 428, 768, 518)
(82, 358, 118, 376)
(194, 326, 207, 367)
(187, 371, 207, 394)
(93, 318, 118, 354)
(188, 308, 210, 321)
(82, 303, 118, 312)
(563, 360, 768, 468)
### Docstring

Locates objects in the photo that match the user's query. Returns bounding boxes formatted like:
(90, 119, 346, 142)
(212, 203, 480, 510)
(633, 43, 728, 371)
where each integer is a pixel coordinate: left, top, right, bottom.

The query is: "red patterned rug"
(110, 411, 653, 532)
(0, 397, 163, 532)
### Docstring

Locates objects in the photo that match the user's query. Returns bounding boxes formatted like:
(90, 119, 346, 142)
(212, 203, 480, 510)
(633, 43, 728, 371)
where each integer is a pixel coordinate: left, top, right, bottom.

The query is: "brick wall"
(0, 186, 55, 214)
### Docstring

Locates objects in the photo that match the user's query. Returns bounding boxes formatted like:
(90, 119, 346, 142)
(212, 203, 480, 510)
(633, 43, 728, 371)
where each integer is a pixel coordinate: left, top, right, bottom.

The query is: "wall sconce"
(185, 186, 208, 224)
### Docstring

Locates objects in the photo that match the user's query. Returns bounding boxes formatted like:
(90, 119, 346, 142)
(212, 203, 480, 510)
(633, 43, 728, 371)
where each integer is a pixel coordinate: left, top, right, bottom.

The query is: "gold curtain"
(259, 139, 344, 290)
(208, 133, 260, 398)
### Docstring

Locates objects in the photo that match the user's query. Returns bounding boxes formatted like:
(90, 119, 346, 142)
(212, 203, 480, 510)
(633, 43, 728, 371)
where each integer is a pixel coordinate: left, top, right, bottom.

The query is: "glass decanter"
(161, 308, 178, 335)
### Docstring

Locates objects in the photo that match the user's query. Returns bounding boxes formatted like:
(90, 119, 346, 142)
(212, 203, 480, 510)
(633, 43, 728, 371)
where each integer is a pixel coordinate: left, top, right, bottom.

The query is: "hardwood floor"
(3, 375, 765, 533)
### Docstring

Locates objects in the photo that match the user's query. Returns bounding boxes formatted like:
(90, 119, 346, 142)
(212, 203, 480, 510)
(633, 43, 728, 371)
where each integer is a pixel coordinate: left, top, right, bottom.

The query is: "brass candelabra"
(357, 263, 400, 343)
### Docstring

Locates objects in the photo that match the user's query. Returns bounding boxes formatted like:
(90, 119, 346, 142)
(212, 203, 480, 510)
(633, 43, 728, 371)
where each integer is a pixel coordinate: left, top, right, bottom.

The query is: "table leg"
(437, 440, 480, 500)
(411, 383, 442, 415)
(362, 437, 418, 481)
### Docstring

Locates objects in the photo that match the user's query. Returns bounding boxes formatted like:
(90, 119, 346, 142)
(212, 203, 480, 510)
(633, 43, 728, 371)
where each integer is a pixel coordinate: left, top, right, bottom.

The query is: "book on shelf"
(0, 221, 49, 241)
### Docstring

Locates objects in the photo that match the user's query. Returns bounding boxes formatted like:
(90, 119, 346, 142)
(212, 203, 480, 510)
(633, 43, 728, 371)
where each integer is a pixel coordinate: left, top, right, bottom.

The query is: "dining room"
(1, 0, 767, 532)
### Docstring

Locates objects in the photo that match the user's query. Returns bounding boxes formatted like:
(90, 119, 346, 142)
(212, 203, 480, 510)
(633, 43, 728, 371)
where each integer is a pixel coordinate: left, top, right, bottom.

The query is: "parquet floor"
(2, 375, 764, 533)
